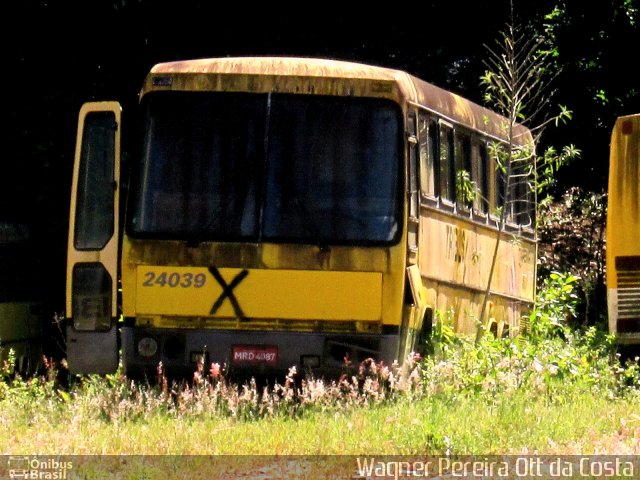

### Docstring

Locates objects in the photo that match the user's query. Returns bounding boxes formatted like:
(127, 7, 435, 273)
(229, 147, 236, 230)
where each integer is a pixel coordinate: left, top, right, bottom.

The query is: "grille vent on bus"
(616, 256, 640, 333)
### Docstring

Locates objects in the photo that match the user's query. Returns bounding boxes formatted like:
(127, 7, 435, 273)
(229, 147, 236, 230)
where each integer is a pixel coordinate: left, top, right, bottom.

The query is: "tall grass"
(1, 273, 639, 454)
(1, 326, 639, 455)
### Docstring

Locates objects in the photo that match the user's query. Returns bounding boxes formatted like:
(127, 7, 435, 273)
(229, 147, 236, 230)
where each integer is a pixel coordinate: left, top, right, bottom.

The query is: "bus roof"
(149, 57, 531, 145)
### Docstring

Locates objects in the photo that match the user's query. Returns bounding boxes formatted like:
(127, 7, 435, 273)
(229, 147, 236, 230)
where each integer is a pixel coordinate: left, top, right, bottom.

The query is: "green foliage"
(421, 324, 629, 406)
(624, 0, 638, 26)
(477, 17, 584, 344)
(3, 317, 634, 421)
(421, 271, 627, 406)
(527, 271, 580, 341)
(480, 23, 558, 125)
(594, 88, 609, 105)
(1, 348, 16, 379)
(455, 170, 477, 206)
(0, 282, 637, 455)
(1, 319, 639, 455)
(538, 187, 608, 324)
(487, 142, 508, 173)
(535, 1, 640, 191)
(536, 144, 581, 197)
(427, 309, 459, 359)
(554, 104, 573, 125)
(480, 18, 580, 203)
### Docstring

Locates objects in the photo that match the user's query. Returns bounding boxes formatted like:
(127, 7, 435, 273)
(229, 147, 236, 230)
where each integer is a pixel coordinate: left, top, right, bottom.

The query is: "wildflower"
(359, 358, 378, 377)
(209, 362, 221, 380)
(408, 367, 421, 388)
(405, 352, 421, 369)
(156, 362, 165, 386)
(532, 358, 544, 373)
(343, 354, 352, 368)
(285, 366, 297, 391)
(496, 357, 511, 370)
(379, 364, 391, 382)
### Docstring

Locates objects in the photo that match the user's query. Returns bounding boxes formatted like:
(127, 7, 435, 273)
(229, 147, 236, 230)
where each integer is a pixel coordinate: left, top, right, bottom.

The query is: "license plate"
(232, 345, 278, 365)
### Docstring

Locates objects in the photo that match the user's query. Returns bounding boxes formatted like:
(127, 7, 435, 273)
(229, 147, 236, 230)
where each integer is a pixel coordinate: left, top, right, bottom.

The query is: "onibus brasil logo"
(7, 457, 72, 480)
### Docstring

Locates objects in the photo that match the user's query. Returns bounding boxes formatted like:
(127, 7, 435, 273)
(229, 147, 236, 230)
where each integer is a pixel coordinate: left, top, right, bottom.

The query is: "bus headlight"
(138, 337, 158, 358)
(72, 263, 112, 331)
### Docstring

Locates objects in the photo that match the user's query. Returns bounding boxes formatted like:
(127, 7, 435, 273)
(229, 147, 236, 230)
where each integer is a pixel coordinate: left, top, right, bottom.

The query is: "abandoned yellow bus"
(66, 57, 536, 376)
(607, 114, 640, 344)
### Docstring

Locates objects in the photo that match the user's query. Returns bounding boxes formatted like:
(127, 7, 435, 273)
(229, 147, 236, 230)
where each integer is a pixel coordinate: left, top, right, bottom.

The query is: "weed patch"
(2, 273, 639, 453)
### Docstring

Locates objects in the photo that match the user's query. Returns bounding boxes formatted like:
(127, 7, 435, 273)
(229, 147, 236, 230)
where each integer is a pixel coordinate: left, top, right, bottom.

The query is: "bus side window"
(418, 113, 436, 197)
(513, 158, 534, 227)
(407, 111, 419, 220)
(471, 140, 489, 214)
(496, 167, 507, 219)
(525, 179, 534, 227)
(489, 143, 506, 217)
(505, 156, 521, 225)
(439, 123, 455, 203)
(454, 131, 472, 208)
(75, 111, 117, 250)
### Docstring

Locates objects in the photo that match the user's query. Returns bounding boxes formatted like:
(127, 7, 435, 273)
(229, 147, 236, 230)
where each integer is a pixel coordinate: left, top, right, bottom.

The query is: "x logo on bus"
(208, 267, 249, 320)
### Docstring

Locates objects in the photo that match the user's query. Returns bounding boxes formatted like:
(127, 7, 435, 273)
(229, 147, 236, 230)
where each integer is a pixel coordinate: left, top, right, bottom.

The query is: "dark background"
(5, 0, 640, 320)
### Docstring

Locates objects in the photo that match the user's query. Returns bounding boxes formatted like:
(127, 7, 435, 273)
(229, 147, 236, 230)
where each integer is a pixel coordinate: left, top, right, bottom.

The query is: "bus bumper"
(121, 326, 400, 379)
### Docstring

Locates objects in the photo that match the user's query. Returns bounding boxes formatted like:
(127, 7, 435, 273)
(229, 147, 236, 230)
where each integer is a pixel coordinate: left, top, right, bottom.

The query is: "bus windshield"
(127, 91, 402, 245)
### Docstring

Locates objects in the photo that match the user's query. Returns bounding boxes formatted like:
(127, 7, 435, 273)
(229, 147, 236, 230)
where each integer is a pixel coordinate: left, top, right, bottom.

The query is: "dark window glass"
(72, 263, 112, 331)
(264, 95, 401, 244)
(471, 141, 490, 213)
(480, 143, 491, 212)
(495, 156, 507, 217)
(128, 92, 402, 246)
(75, 111, 116, 250)
(418, 113, 436, 196)
(454, 132, 472, 207)
(439, 124, 455, 202)
(428, 119, 439, 196)
(408, 113, 419, 218)
(512, 159, 534, 226)
(129, 93, 265, 241)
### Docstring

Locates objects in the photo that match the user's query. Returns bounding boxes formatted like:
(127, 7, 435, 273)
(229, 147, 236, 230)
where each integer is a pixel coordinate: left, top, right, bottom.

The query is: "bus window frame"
(488, 142, 505, 223)
(73, 110, 117, 251)
(417, 111, 438, 201)
(126, 91, 406, 248)
(408, 104, 535, 237)
(407, 110, 420, 221)
(470, 138, 489, 217)
(454, 128, 473, 211)
(438, 120, 456, 209)
(407, 108, 420, 258)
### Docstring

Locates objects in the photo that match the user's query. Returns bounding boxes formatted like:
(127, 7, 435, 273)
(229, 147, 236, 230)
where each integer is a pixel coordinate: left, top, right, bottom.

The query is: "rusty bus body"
(65, 58, 535, 377)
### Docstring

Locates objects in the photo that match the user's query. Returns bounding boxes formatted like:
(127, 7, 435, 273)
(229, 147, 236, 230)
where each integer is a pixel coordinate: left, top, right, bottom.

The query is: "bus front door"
(65, 102, 121, 374)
